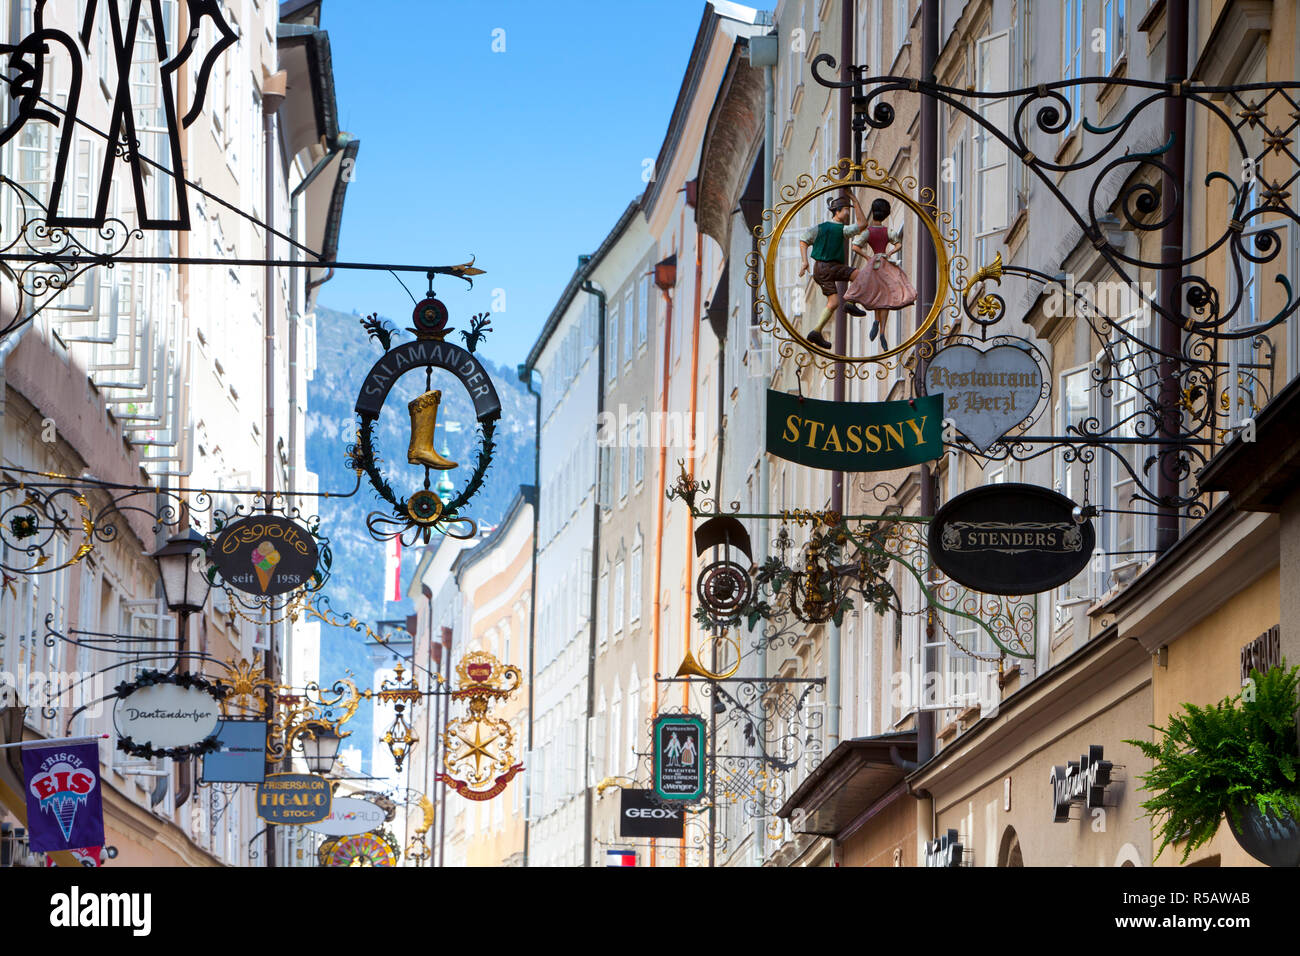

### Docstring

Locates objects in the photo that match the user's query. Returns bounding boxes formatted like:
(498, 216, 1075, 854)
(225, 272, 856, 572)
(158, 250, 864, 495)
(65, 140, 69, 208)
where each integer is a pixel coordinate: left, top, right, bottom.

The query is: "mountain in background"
(304, 304, 536, 771)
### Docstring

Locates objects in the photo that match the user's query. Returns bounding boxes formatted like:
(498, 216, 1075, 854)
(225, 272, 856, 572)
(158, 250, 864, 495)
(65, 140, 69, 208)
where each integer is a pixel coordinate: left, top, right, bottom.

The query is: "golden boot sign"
(765, 391, 943, 471)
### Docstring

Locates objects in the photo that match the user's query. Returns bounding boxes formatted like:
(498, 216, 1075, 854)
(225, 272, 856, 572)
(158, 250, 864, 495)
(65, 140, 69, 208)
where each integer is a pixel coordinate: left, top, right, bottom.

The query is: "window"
(870, 0, 883, 74)
(1062, 0, 1084, 131)
(630, 532, 643, 625)
(597, 562, 609, 646)
(591, 692, 607, 787)
(613, 557, 625, 637)
(609, 680, 622, 784)
(893, 0, 909, 56)
(598, 447, 612, 512)
(1102, 0, 1127, 75)
(638, 275, 650, 347)
(974, 33, 1010, 267)
(619, 431, 629, 503)
(1056, 365, 1093, 621)
(607, 303, 619, 383)
(625, 668, 640, 776)
(1100, 321, 1151, 586)
(623, 289, 634, 365)
(634, 405, 646, 487)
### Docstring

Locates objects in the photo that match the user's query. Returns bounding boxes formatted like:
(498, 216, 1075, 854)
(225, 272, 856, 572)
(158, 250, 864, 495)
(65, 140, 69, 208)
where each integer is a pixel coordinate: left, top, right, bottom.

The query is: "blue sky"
(320, 0, 724, 368)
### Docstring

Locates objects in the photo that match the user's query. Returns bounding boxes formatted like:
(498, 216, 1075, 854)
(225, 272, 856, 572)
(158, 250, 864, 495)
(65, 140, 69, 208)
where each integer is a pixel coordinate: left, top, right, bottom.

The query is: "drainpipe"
(0, 321, 34, 464)
(684, 217, 704, 720)
(517, 363, 541, 867)
(579, 268, 605, 869)
(826, 0, 857, 758)
(916, 0, 939, 768)
(746, 27, 778, 870)
(262, 76, 285, 870)
(1156, 1, 1188, 553)
(649, 254, 676, 868)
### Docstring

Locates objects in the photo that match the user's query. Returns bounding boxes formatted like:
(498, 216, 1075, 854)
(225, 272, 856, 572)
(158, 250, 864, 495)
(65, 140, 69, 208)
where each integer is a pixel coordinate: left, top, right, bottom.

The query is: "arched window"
(609, 678, 623, 781)
(626, 665, 641, 776)
(629, 529, 643, 627)
(997, 826, 1024, 867)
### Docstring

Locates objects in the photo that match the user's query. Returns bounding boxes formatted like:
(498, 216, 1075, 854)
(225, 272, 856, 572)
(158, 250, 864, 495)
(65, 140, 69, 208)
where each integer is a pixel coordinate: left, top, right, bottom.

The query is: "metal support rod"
(262, 89, 283, 870)
(915, 0, 940, 769)
(0, 252, 480, 275)
(580, 275, 606, 869)
(1156, 0, 1189, 553)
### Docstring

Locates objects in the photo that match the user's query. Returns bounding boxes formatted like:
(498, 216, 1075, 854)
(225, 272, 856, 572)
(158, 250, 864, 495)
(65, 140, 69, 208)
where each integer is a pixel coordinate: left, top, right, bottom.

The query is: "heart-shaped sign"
(925, 344, 1043, 451)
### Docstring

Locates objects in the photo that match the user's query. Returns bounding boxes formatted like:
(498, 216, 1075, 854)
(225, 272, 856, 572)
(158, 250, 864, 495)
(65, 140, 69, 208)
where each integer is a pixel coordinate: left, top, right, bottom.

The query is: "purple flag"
(21, 740, 105, 854)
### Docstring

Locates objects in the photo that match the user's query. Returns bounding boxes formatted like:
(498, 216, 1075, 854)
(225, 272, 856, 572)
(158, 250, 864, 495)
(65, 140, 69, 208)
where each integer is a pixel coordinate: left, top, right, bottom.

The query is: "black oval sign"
(928, 483, 1095, 595)
(210, 515, 320, 596)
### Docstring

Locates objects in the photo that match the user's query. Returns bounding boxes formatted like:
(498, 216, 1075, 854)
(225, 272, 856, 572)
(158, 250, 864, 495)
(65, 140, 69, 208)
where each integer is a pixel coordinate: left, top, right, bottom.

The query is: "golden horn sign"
(408, 391, 457, 469)
(675, 639, 741, 681)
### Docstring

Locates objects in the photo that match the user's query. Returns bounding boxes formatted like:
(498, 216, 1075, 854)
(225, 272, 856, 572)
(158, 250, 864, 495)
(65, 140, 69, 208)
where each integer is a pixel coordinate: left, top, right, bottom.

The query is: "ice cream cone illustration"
(408, 390, 458, 469)
(251, 540, 282, 593)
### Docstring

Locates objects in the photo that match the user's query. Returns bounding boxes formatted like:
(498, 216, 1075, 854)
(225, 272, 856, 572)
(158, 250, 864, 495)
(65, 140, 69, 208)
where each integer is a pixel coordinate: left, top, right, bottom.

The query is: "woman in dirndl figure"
(844, 198, 918, 351)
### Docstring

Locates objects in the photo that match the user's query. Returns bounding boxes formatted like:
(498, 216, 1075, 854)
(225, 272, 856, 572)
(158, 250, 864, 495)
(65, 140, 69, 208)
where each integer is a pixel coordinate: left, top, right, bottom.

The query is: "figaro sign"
(766, 391, 943, 472)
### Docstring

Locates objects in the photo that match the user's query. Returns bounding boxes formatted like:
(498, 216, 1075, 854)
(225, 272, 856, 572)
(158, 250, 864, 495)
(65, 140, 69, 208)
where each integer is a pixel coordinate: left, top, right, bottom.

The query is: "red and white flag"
(383, 536, 402, 603)
(606, 849, 636, 867)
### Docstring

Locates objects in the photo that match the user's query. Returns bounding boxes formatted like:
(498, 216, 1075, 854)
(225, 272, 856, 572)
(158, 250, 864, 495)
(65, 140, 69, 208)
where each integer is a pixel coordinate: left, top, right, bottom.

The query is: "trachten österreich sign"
(765, 391, 942, 471)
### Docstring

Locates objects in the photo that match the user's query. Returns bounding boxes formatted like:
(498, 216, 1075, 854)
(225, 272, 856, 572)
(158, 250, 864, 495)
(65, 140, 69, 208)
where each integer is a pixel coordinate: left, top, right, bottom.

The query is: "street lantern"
(299, 722, 342, 775)
(149, 527, 212, 617)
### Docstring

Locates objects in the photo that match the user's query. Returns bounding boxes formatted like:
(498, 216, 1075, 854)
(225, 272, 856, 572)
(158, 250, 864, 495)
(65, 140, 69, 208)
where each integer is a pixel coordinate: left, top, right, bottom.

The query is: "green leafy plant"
(1126, 663, 1300, 862)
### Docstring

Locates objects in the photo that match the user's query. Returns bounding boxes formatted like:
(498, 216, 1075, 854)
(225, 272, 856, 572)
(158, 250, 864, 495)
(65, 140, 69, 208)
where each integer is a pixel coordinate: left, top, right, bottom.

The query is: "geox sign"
(619, 788, 685, 839)
(1050, 745, 1113, 823)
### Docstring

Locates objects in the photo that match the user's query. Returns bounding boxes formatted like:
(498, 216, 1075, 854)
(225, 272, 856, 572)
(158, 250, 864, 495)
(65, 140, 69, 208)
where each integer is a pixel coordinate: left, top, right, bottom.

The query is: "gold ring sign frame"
(751, 160, 959, 377)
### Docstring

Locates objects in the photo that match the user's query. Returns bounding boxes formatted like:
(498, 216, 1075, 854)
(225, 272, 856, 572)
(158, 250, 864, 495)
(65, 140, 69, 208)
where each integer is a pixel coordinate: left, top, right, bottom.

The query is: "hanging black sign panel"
(653, 714, 705, 802)
(928, 483, 1094, 595)
(210, 515, 320, 597)
(619, 789, 686, 839)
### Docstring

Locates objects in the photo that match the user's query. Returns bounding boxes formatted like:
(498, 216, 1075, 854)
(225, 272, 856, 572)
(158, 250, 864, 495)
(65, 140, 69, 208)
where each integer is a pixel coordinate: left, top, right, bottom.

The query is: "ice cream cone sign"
(251, 540, 282, 593)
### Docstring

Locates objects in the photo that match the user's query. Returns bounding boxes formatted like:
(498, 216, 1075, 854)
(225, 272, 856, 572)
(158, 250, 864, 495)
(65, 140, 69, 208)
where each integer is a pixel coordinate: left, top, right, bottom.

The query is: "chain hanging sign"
(766, 392, 942, 471)
(928, 483, 1095, 595)
(350, 294, 501, 541)
(210, 515, 321, 597)
(112, 671, 225, 759)
(256, 773, 333, 826)
(653, 713, 706, 802)
(923, 340, 1047, 451)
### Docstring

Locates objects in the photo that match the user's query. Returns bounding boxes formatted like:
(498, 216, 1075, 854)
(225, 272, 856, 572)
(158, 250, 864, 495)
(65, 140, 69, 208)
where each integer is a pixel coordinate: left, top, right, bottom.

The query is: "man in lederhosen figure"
(798, 194, 867, 349)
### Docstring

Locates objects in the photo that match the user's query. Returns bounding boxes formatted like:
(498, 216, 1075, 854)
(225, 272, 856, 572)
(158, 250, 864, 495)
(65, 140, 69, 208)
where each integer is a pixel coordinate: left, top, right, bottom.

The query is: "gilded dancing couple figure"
(799, 194, 917, 352)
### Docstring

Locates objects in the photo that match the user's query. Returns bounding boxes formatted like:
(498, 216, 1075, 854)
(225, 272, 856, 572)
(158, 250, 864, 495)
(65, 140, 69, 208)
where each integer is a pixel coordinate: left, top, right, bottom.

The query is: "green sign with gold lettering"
(765, 391, 943, 472)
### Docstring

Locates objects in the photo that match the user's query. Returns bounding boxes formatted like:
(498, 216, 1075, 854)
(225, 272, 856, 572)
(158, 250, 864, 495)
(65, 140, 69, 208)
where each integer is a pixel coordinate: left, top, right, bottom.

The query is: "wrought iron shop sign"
(210, 515, 320, 597)
(923, 343, 1045, 451)
(350, 295, 501, 541)
(620, 788, 686, 839)
(256, 773, 332, 825)
(1050, 745, 1113, 823)
(929, 483, 1095, 595)
(766, 391, 942, 471)
(653, 714, 706, 802)
(112, 671, 224, 759)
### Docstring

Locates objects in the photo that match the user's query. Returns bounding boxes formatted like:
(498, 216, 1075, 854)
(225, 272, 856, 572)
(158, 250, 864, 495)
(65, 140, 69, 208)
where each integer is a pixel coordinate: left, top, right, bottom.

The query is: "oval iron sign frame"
(928, 483, 1095, 595)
